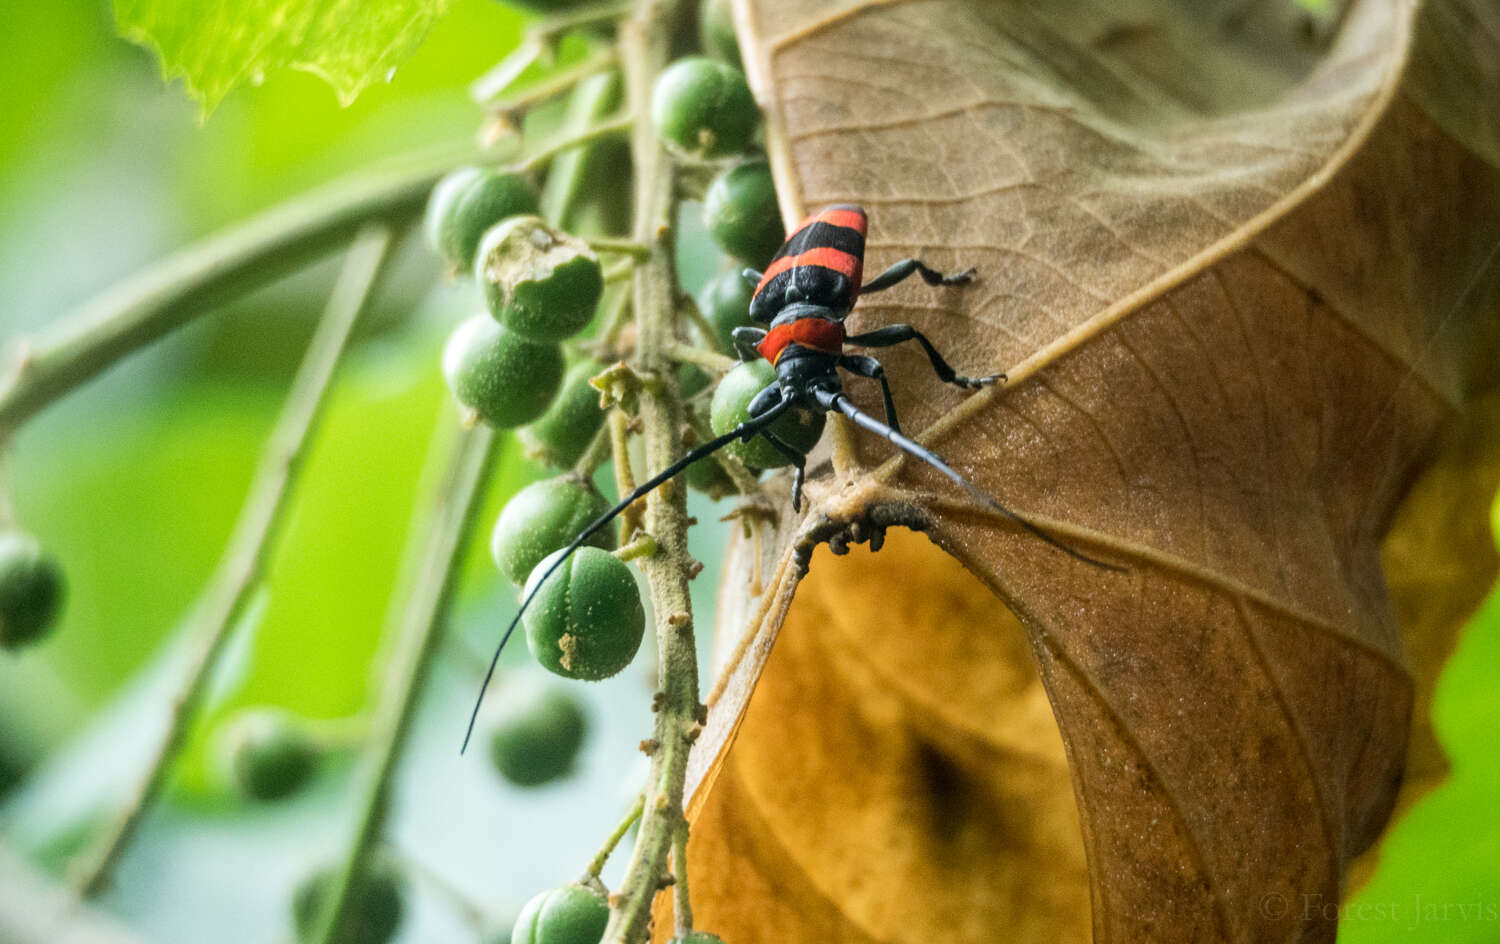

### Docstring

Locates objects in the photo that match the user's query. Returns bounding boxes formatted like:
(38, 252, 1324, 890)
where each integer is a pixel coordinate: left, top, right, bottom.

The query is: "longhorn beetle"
(462, 204, 1119, 752)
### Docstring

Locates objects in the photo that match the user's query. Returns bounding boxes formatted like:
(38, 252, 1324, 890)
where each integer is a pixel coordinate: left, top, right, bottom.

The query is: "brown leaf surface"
(660, 0, 1500, 942)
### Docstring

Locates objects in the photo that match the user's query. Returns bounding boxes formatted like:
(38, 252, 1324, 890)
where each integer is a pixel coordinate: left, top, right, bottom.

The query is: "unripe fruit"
(697, 268, 754, 352)
(443, 315, 564, 428)
(426, 167, 539, 271)
(651, 57, 757, 159)
(476, 217, 603, 342)
(699, 0, 741, 64)
(292, 856, 405, 944)
(523, 547, 644, 681)
(685, 451, 735, 497)
(511, 883, 609, 944)
(703, 161, 784, 266)
(0, 532, 65, 651)
(678, 362, 712, 399)
(523, 361, 607, 469)
(489, 686, 588, 787)
(669, 933, 728, 944)
(219, 708, 320, 802)
(710, 360, 824, 469)
(491, 477, 616, 586)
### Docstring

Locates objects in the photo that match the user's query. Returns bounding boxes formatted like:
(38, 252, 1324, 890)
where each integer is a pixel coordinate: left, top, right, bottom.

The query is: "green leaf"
(115, 0, 454, 113)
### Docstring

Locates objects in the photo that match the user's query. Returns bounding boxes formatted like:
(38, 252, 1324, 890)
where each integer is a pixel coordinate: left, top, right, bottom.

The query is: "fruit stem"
(602, 0, 703, 940)
(613, 533, 659, 562)
(608, 408, 644, 542)
(515, 113, 634, 174)
(482, 47, 619, 113)
(663, 341, 736, 375)
(572, 420, 615, 478)
(584, 793, 646, 879)
(309, 419, 500, 944)
(528, 1, 634, 45)
(0, 149, 471, 440)
(69, 223, 398, 897)
(587, 236, 654, 259)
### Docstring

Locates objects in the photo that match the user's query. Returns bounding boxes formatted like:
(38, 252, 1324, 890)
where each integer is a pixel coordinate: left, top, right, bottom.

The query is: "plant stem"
(584, 794, 646, 879)
(69, 224, 397, 897)
(572, 420, 614, 478)
(482, 48, 618, 113)
(663, 341, 736, 374)
(310, 419, 499, 944)
(604, 1, 700, 941)
(587, 237, 653, 259)
(515, 114, 633, 173)
(0, 152, 468, 439)
(608, 408, 645, 542)
(528, 1, 634, 44)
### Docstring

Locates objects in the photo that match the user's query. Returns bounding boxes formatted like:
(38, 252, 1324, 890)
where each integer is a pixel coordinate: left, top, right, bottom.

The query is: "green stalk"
(0, 153, 465, 438)
(603, 1, 701, 941)
(69, 224, 397, 897)
(310, 421, 499, 944)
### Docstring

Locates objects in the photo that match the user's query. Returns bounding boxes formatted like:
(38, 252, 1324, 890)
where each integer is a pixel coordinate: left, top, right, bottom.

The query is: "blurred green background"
(0, 2, 1496, 942)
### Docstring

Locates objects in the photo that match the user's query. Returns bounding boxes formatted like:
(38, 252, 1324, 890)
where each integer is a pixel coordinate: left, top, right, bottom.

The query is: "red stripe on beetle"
(755, 318, 846, 365)
(810, 208, 866, 234)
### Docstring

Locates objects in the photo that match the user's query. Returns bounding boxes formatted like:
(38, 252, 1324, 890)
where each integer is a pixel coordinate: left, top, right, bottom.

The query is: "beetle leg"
(761, 430, 808, 511)
(837, 354, 901, 435)
(845, 324, 1003, 389)
(859, 258, 975, 294)
(741, 267, 764, 289)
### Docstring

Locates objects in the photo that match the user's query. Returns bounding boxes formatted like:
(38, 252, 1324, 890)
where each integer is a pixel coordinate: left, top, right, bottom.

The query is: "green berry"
(443, 315, 564, 429)
(710, 360, 824, 469)
(685, 451, 734, 497)
(652, 57, 757, 159)
(489, 686, 588, 787)
(703, 161, 783, 267)
(698, 0, 740, 64)
(476, 217, 603, 342)
(219, 708, 320, 802)
(491, 476, 616, 586)
(523, 547, 644, 681)
(523, 361, 607, 469)
(669, 933, 728, 944)
(511, 883, 609, 944)
(697, 268, 754, 352)
(292, 856, 405, 944)
(426, 167, 539, 271)
(678, 362, 713, 399)
(0, 532, 64, 651)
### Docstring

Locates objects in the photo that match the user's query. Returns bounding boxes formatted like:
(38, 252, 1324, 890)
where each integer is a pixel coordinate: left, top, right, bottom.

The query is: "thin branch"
(604, 1, 701, 941)
(0, 151, 468, 438)
(587, 237, 653, 259)
(69, 224, 398, 897)
(584, 794, 646, 879)
(608, 408, 643, 542)
(515, 113, 633, 173)
(528, 1, 633, 44)
(482, 48, 618, 113)
(663, 342, 736, 374)
(310, 420, 499, 944)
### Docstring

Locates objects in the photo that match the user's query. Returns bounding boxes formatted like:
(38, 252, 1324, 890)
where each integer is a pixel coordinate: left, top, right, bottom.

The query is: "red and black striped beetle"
(463, 205, 1116, 751)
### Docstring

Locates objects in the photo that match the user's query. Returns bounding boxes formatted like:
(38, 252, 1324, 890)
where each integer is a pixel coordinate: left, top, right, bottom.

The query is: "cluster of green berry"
(0, 531, 66, 654)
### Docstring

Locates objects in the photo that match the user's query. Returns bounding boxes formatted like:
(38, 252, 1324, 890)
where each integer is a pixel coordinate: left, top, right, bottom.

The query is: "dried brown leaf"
(663, 1, 1500, 942)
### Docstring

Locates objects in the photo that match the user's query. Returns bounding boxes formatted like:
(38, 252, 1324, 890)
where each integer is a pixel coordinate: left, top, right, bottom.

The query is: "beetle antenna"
(461, 396, 798, 753)
(812, 389, 1124, 573)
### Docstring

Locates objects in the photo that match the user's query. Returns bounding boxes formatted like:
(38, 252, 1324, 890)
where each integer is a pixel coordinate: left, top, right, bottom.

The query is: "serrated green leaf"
(115, 0, 454, 113)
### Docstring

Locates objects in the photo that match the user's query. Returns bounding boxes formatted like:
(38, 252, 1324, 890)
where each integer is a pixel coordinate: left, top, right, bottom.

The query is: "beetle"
(462, 204, 1117, 751)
